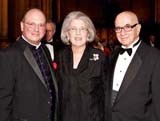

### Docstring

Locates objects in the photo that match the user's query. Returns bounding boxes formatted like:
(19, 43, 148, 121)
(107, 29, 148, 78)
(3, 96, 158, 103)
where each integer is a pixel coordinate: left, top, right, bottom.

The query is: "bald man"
(0, 8, 58, 121)
(107, 11, 160, 121)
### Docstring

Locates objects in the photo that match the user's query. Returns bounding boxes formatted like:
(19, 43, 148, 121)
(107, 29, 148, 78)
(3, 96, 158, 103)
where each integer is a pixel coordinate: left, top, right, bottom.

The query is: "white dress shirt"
(46, 39, 54, 61)
(113, 38, 141, 91)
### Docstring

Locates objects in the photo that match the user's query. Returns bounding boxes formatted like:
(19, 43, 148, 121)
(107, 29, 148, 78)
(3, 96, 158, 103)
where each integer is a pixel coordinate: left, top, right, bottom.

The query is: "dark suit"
(0, 38, 58, 121)
(43, 39, 66, 62)
(57, 45, 108, 121)
(108, 40, 160, 121)
(146, 41, 160, 50)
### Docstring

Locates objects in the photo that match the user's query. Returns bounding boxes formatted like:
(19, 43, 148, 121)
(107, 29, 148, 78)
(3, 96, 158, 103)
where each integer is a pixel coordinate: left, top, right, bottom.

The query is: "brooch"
(89, 54, 99, 61)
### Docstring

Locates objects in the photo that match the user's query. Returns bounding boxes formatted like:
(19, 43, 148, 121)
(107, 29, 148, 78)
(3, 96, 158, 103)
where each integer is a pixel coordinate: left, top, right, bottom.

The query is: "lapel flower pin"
(52, 62, 57, 70)
(89, 54, 99, 61)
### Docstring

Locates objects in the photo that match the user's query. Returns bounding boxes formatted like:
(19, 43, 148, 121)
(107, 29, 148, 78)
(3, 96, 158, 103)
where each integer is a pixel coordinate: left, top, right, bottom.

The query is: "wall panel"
(0, 0, 8, 40)
(155, 0, 160, 23)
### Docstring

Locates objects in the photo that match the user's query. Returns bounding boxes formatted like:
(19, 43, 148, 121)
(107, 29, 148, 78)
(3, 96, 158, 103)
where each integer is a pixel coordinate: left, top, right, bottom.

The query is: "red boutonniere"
(52, 62, 57, 70)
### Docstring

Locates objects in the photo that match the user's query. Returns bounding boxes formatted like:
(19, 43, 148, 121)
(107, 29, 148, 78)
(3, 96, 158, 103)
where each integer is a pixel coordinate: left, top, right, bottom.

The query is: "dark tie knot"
(119, 48, 132, 56)
(46, 42, 53, 45)
(119, 39, 141, 56)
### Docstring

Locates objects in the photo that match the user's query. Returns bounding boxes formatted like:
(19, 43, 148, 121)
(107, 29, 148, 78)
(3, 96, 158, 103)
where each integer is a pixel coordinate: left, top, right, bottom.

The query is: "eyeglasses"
(46, 30, 54, 32)
(69, 27, 88, 34)
(114, 23, 138, 33)
(24, 22, 45, 29)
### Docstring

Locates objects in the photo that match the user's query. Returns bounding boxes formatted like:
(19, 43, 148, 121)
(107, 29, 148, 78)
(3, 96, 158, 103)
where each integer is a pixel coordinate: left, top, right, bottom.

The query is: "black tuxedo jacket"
(0, 38, 58, 121)
(108, 41, 160, 121)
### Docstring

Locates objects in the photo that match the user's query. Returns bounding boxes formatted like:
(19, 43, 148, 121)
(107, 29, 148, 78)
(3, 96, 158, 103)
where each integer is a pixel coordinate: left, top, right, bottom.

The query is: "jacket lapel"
(63, 46, 90, 74)
(113, 42, 144, 105)
(115, 53, 142, 104)
(41, 46, 58, 94)
(24, 46, 47, 89)
(76, 46, 90, 73)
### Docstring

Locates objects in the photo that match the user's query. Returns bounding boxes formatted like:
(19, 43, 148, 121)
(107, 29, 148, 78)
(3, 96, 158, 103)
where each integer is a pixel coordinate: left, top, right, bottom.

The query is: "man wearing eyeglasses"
(107, 11, 160, 121)
(0, 8, 58, 121)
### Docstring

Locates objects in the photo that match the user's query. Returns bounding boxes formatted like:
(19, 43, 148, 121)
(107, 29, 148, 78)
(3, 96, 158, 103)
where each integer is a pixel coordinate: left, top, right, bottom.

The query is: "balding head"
(20, 8, 46, 45)
(22, 8, 46, 23)
(114, 11, 141, 47)
(115, 11, 139, 26)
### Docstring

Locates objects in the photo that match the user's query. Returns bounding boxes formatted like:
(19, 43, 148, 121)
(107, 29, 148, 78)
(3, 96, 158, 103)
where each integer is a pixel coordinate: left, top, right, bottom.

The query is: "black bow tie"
(119, 48, 132, 56)
(46, 42, 53, 45)
(119, 39, 141, 56)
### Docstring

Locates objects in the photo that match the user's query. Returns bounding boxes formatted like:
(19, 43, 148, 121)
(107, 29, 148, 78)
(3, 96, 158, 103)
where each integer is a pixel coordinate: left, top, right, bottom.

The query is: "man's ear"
(137, 24, 141, 35)
(20, 21, 24, 31)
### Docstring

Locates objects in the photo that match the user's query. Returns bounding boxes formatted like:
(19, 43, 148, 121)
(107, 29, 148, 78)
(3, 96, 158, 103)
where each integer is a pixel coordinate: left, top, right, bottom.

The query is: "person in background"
(108, 10, 160, 121)
(0, 8, 58, 121)
(90, 37, 104, 51)
(57, 11, 109, 121)
(148, 34, 156, 47)
(44, 20, 56, 61)
(146, 34, 160, 49)
(90, 35, 110, 57)
(43, 20, 65, 61)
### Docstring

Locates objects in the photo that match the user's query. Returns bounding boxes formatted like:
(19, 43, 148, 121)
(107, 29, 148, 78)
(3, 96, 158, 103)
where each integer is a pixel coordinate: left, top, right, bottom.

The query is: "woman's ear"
(66, 32, 70, 40)
(87, 36, 90, 41)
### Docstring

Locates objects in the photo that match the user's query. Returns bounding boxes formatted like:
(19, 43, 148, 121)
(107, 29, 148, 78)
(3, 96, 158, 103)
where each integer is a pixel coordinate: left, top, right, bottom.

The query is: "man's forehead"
(115, 14, 136, 26)
(24, 10, 45, 22)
